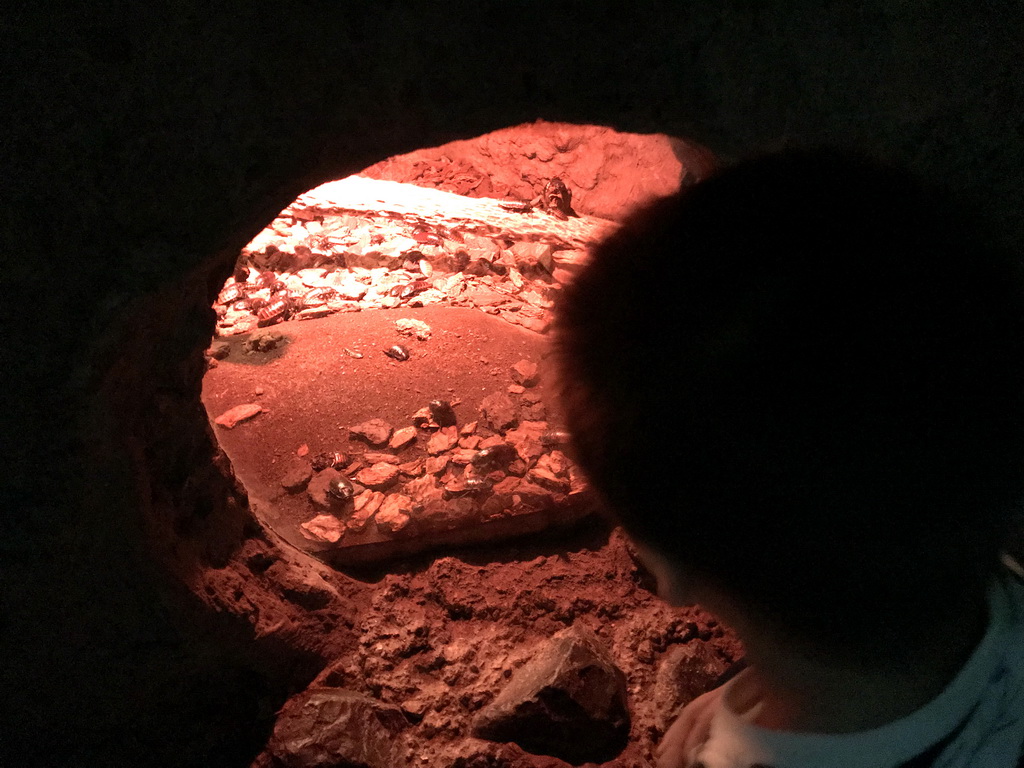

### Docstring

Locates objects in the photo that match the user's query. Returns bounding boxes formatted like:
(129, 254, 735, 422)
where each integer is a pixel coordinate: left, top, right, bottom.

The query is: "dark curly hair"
(554, 148, 1024, 660)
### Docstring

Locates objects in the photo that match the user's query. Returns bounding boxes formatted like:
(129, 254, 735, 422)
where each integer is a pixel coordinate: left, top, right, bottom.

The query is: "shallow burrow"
(176, 122, 739, 767)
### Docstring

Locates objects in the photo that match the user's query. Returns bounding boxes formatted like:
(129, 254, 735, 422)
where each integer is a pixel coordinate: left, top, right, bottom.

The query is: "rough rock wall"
(3, 2, 1023, 766)
(361, 121, 718, 221)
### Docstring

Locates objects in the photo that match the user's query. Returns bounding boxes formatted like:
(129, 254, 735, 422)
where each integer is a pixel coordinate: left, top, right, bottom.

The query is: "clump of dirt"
(247, 522, 741, 768)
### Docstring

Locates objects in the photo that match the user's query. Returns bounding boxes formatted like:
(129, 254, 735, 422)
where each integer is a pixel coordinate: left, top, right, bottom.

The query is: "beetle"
(257, 297, 293, 326)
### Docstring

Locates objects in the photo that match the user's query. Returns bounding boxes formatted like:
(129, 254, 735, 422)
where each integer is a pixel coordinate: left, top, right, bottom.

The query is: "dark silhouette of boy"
(554, 149, 1024, 768)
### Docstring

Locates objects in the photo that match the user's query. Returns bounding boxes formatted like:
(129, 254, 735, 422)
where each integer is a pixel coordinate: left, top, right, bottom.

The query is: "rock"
(464, 234, 502, 261)
(395, 317, 431, 340)
(300, 514, 344, 544)
(519, 315, 550, 334)
(389, 426, 417, 450)
(528, 465, 570, 494)
(296, 306, 333, 320)
(420, 497, 478, 532)
(492, 476, 521, 496)
(510, 360, 539, 387)
(348, 490, 385, 531)
(363, 452, 400, 465)
(354, 462, 400, 490)
(425, 455, 450, 475)
(521, 401, 546, 421)
(536, 450, 569, 477)
(479, 392, 518, 432)
(654, 643, 729, 730)
(463, 285, 507, 307)
(280, 462, 313, 493)
(269, 687, 407, 768)
(472, 624, 629, 764)
(243, 329, 284, 353)
(510, 242, 554, 273)
(447, 448, 476, 465)
(349, 418, 393, 447)
(206, 340, 230, 360)
(519, 289, 554, 310)
(426, 425, 459, 455)
(214, 403, 263, 429)
(551, 267, 577, 285)
(295, 267, 325, 285)
(398, 458, 424, 476)
(511, 481, 553, 510)
(375, 494, 414, 534)
(307, 468, 347, 509)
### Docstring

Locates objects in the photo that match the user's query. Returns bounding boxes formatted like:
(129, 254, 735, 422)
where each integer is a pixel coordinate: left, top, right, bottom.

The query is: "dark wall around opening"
(3, 2, 1022, 766)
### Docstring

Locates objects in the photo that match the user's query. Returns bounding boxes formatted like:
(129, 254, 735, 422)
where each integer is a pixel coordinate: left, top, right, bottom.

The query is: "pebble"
(389, 426, 417, 450)
(214, 403, 263, 429)
(511, 359, 540, 387)
(299, 514, 344, 544)
(355, 462, 401, 490)
(349, 418, 393, 447)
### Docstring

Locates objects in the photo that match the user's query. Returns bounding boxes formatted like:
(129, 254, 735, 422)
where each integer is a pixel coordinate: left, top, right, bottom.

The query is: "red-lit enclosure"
(195, 122, 737, 767)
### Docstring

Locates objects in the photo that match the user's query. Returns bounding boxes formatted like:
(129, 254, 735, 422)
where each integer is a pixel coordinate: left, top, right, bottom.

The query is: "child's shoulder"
(669, 563, 1024, 768)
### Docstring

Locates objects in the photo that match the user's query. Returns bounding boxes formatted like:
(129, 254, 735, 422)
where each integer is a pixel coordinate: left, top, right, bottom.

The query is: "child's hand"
(655, 686, 725, 768)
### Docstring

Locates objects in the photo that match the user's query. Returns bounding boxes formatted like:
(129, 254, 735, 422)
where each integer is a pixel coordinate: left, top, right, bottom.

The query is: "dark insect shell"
(328, 475, 355, 502)
(540, 430, 571, 447)
(270, 281, 289, 294)
(248, 296, 268, 312)
(471, 442, 519, 468)
(401, 280, 431, 299)
(218, 283, 245, 305)
(257, 297, 292, 326)
(428, 399, 457, 427)
(383, 345, 410, 361)
(311, 451, 347, 472)
(302, 287, 337, 306)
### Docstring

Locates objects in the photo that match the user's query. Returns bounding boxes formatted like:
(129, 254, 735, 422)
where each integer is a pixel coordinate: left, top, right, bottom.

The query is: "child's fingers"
(655, 687, 723, 767)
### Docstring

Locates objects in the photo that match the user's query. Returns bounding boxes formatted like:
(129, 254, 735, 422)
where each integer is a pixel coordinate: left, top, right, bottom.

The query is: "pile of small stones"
(292, 359, 585, 548)
(213, 212, 584, 338)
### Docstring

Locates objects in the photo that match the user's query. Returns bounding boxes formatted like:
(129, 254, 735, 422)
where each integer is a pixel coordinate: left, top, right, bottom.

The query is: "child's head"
(555, 149, 1024, 663)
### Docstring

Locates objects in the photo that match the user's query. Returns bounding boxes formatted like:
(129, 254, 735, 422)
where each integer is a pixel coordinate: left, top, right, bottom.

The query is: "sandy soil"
(201, 304, 742, 767)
